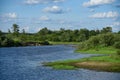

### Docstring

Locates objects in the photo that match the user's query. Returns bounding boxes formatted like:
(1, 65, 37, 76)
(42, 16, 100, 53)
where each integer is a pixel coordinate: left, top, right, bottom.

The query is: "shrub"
(40, 41, 50, 45)
(114, 41, 120, 49)
(116, 50, 120, 56)
(14, 41, 22, 47)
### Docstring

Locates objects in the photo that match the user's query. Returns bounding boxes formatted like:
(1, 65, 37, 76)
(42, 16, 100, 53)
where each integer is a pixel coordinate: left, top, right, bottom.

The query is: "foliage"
(77, 32, 119, 51)
(12, 24, 19, 37)
(116, 50, 120, 56)
(101, 27, 112, 34)
(40, 41, 50, 45)
(0, 30, 2, 36)
(114, 41, 120, 49)
(0, 24, 120, 47)
(0, 36, 21, 47)
(99, 33, 115, 46)
(118, 31, 120, 34)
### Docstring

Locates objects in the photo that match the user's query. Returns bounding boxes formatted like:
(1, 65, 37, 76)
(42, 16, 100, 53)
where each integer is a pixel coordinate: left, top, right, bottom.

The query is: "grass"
(49, 42, 80, 45)
(43, 55, 120, 72)
(75, 46, 117, 54)
(52, 65, 76, 70)
(43, 46, 120, 72)
(80, 55, 120, 63)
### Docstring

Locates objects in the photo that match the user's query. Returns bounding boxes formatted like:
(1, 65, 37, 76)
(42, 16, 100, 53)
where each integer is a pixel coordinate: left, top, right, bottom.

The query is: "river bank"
(43, 47, 120, 72)
(44, 55, 120, 72)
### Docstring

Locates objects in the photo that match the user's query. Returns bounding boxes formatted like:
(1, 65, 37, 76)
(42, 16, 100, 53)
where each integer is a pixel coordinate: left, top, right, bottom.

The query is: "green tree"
(0, 30, 2, 36)
(22, 29, 26, 34)
(89, 30, 97, 36)
(38, 27, 51, 35)
(95, 29, 100, 35)
(12, 24, 19, 36)
(114, 41, 120, 49)
(1, 37, 14, 47)
(118, 31, 120, 34)
(89, 36, 100, 47)
(8, 29, 11, 33)
(101, 27, 112, 34)
(100, 33, 114, 46)
(79, 28, 90, 41)
(78, 34, 86, 42)
(20, 29, 27, 41)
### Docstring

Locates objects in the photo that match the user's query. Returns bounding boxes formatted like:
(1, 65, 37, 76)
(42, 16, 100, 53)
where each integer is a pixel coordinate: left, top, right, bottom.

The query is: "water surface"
(0, 45, 120, 80)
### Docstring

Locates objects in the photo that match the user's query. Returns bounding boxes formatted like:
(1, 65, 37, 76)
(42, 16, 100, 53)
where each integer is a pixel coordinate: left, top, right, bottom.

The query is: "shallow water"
(0, 45, 120, 80)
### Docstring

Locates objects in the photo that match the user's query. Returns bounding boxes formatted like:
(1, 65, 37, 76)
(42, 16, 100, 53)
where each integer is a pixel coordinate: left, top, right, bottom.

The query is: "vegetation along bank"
(43, 29, 120, 72)
(1, 24, 120, 72)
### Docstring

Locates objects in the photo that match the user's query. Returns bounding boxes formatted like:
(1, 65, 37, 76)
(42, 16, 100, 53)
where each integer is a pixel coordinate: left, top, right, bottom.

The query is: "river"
(0, 45, 120, 80)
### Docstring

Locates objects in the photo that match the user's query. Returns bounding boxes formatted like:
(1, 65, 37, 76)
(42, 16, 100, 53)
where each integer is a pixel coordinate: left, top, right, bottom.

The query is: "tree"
(89, 30, 97, 36)
(101, 27, 112, 34)
(100, 33, 114, 46)
(89, 36, 100, 47)
(114, 41, 120, 49)
(0, 30, 2, 46)
(60, 28, 65, 33)
(22, 29, 26, 34)
(12, 24, 19, 36)
(8, 29, 11, 33)
(20, 29, 26, 41)
(0, 30, 2, 36)
(95, 29, 100, 35)
(38, 27, 51, 35)
(0, 36, 14, 47)
(118, 31, 120, 34)
(79, 28, 90, 40)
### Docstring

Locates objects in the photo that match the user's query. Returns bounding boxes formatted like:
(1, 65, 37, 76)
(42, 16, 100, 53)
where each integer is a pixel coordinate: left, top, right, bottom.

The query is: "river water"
(0, 45, 120, 80)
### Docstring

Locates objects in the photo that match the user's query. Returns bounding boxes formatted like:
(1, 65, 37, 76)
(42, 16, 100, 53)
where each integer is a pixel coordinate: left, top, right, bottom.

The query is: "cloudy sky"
(0, 0, 120, 32)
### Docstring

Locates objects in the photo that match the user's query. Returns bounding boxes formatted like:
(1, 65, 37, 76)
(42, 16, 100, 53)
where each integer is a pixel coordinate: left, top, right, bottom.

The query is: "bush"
(114, 41, 120, 49)
(99, 33, 115, 46)
(40, 41, 50, 45)
(14, 41, 22, 47)
(116, 50, 120, 56)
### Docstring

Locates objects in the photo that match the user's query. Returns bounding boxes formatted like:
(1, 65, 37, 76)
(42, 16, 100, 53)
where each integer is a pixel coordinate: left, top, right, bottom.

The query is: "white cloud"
(25, 0, 39, 4)
(90, 11, 119, 18)
(4, 13, 17, 19)
(0, 13, 17, 22)
(39, 16, 51, 21)
(90, 9, 95, 12)
(25, 0, 65, 4)
(83, 0, 115, 7)
(43, 6, 64, 14)
(53, 0, 65, 3)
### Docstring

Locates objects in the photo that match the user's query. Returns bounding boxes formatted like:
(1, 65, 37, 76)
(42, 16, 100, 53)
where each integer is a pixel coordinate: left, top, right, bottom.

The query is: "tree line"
(0, 23, 120, 47)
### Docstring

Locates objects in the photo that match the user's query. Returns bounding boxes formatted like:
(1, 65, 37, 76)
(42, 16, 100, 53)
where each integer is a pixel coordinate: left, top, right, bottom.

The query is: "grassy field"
(43, 46, 120, 72)
(75, 46, 118, 54)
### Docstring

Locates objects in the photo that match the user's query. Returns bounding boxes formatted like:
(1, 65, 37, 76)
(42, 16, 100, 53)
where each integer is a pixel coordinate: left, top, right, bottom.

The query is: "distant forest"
(0, 24, 120, 47)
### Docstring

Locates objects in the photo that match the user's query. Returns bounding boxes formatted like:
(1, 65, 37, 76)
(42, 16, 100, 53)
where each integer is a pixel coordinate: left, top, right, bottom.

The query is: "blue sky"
(0, 0, 120, 33)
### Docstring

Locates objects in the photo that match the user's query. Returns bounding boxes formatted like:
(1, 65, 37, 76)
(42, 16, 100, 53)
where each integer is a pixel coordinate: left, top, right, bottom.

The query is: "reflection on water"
(0, 45, 120, 80)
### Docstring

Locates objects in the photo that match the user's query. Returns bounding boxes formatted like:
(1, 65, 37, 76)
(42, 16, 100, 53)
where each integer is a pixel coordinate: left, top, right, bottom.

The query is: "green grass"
(43, 46, 120, 72)
(80, 55, 120, 63)
(76, 46, 117, 54)
(49, 42, 80, 45)
(43, 55, 120, 72)
(52, 65, 76, 70)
